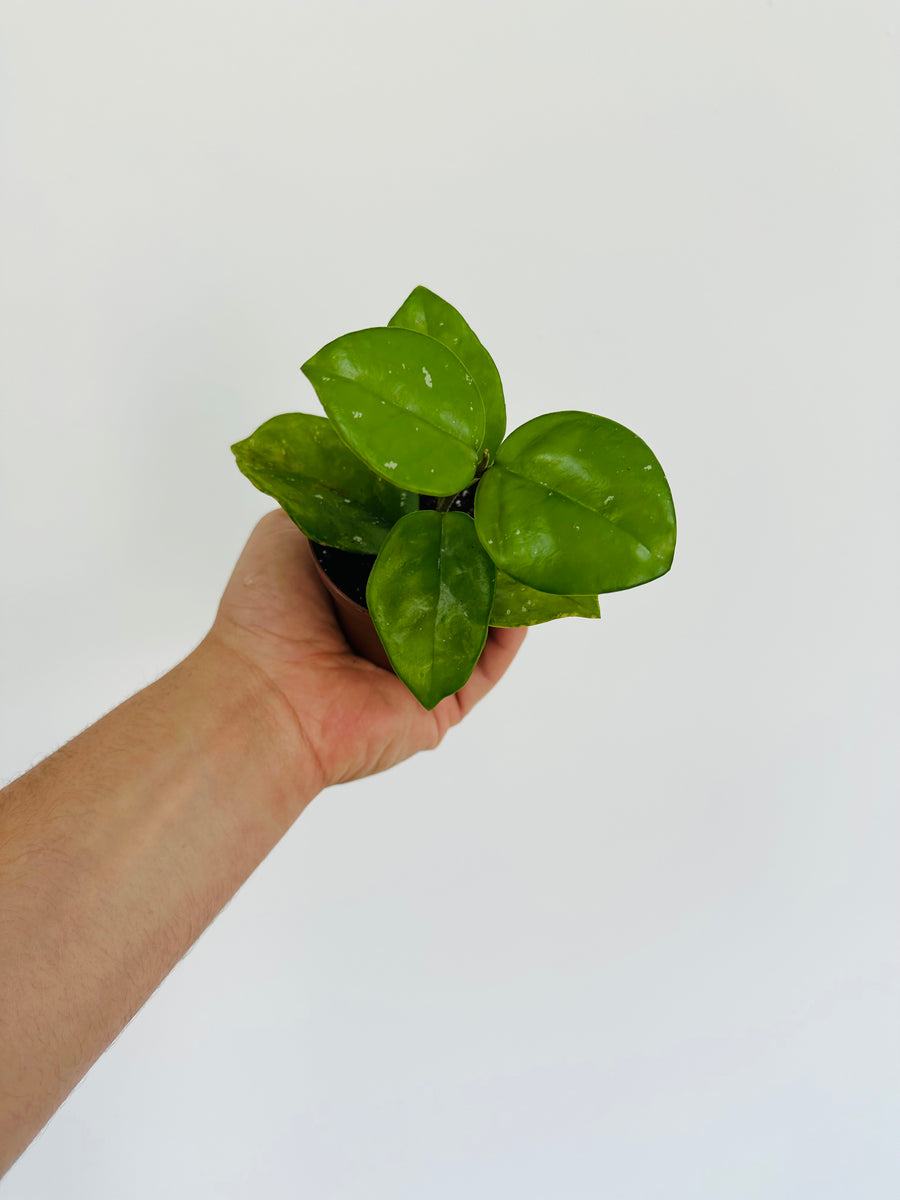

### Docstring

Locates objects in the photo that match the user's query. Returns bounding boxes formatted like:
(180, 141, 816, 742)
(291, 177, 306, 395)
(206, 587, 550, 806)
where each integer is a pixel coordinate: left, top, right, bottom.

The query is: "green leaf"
(490, 570, 600, 627)
(232, 413, 416, 554)
(366, 510, 496, 710)
(389, 285, 506, 455)
(301, 327, 485, 496)
(474, 411, 676, 595)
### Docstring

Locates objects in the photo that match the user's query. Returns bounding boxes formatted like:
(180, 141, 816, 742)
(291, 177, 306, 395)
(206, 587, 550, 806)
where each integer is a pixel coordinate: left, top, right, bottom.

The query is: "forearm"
(0, 636, 318, 1176)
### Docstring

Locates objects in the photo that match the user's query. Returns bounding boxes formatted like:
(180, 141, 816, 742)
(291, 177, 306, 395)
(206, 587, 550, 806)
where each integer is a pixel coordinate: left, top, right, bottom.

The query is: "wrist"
(187, 632, 326, 832)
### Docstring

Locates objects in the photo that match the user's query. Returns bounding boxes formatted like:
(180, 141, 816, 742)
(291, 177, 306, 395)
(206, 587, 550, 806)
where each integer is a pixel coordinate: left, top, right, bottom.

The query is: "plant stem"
(434, 453, 491, 513)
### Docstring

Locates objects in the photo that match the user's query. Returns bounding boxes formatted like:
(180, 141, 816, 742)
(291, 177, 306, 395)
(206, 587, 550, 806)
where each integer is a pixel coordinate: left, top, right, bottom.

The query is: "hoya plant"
(232, 286, 676, 709)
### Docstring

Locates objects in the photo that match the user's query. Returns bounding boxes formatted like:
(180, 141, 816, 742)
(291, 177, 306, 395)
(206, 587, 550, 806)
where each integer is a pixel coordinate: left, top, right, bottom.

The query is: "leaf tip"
(404, 283, 434, 302)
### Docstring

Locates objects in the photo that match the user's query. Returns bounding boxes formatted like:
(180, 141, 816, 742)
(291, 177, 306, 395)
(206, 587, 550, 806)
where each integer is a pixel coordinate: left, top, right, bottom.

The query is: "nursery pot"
(309, 541, 392, 671)
(309, 485, 480, 674)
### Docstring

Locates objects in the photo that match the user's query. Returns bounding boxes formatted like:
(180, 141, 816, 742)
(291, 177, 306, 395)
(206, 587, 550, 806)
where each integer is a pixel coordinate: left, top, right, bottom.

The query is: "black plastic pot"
(309, 541, 390, 670)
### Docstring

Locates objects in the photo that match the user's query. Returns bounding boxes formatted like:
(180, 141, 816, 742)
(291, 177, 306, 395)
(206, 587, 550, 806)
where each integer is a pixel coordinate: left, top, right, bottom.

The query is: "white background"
(2, 1, 898, 1195)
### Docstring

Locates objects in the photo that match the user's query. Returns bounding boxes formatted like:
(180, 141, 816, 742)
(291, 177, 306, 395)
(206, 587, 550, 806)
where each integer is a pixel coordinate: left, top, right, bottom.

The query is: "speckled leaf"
(232, 413, 416, 554)
(489, 571, 600, 627)
(366, 510, 495, 710)
(475, 411, 676, 594)
(301, 327, 485, 496)
(388, 285, 506, 456)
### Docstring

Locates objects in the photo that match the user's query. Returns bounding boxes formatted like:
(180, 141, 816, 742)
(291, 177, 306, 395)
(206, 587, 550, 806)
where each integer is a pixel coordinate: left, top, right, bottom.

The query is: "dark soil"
(311, 483, 479, 610)
(310, 542, 376, 606)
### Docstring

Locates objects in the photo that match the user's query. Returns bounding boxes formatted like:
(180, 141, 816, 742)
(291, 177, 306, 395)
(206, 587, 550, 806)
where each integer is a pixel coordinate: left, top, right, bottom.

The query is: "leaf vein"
(240, 465, 392, 528)
(496, 465, 662, 560)
(328, 374, 479, 456)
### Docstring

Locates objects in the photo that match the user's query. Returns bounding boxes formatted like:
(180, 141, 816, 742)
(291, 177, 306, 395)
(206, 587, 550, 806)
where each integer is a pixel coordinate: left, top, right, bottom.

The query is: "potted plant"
(232, 286, 676, 709)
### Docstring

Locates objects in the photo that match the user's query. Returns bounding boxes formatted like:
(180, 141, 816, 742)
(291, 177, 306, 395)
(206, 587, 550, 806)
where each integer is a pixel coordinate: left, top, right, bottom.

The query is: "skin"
(0, 509, 526, 1177)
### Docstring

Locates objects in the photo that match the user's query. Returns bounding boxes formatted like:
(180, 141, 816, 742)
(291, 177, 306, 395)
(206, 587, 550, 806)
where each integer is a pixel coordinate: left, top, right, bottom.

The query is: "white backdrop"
(2, 1, 898, 1196)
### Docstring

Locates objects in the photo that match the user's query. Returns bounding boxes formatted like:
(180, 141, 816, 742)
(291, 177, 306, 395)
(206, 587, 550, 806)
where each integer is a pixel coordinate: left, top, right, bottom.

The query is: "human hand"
(206, 509, 527, 789)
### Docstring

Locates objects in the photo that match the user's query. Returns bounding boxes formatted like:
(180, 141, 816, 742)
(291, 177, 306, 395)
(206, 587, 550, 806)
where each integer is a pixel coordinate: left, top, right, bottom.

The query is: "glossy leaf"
(232, 413, 416, 554)
(389, 285, 506, 455)
(367, 510, 495, 710)
(475, 411, 676, 594)
(301, 327, 485, 496)
(490, 571, 600, 627)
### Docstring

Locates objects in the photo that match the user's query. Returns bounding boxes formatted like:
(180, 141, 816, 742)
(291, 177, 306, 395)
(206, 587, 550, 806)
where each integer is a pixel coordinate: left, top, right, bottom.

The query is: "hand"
(206, 509, 527, 788)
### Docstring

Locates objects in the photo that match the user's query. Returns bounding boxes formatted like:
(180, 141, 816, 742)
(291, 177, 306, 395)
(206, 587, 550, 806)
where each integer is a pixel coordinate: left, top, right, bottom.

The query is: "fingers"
(216, 509, 343, 647)
(446, 625, 528, 722)
(226, 512, 527, 733)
